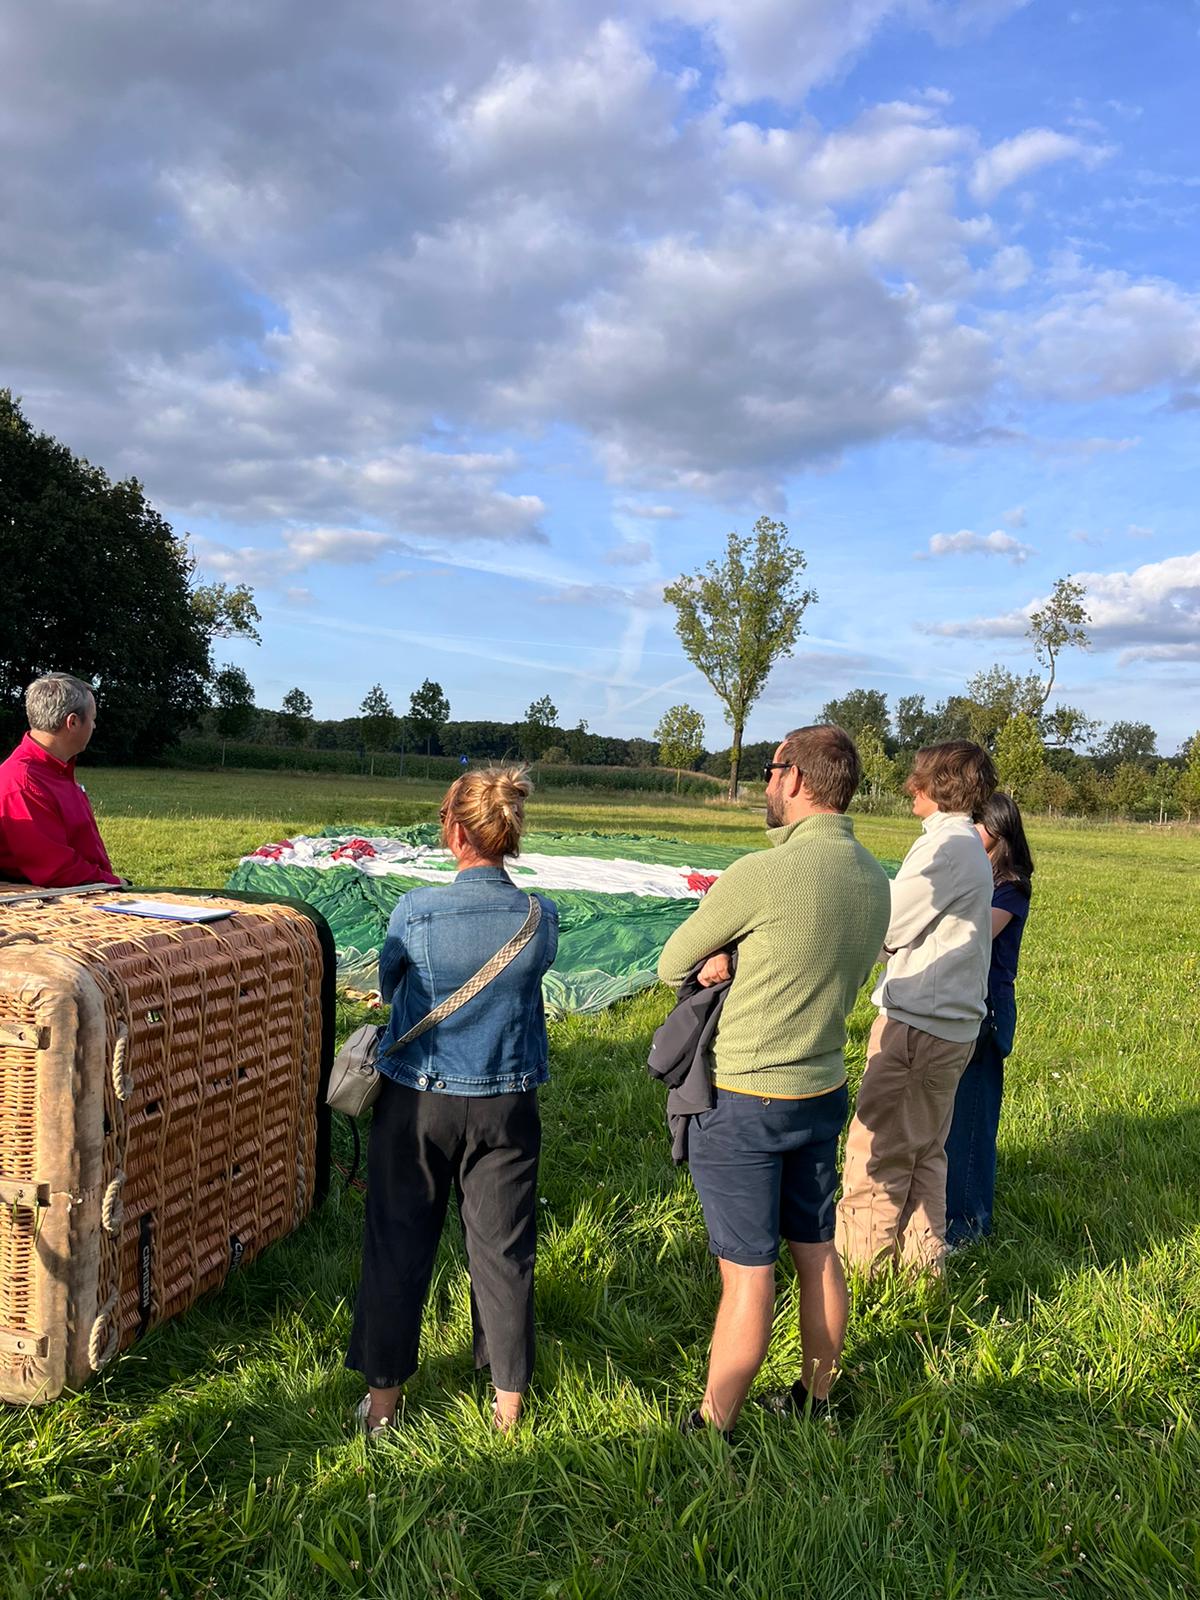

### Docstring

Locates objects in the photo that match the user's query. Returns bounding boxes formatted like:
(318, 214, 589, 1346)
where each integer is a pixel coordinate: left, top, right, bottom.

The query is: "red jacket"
(0, 734, 120, 888)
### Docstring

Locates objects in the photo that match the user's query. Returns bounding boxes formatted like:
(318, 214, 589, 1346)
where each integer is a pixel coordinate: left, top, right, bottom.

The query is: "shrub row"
(164, 740, 722, 795)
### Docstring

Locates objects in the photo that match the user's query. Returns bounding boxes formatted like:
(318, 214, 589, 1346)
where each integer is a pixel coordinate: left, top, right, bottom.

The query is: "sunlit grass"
(2, 771, 1197, 1598)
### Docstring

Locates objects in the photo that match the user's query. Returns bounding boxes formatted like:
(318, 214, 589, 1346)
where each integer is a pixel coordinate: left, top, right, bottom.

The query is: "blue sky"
(3, 1, 1198, 751)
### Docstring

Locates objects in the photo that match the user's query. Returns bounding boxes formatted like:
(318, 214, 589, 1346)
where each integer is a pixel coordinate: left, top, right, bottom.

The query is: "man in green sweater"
(658, 724, 891, 1435)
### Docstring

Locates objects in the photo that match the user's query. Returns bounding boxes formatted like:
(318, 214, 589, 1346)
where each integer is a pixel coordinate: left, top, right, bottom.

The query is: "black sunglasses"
(762, 761, 795, 783)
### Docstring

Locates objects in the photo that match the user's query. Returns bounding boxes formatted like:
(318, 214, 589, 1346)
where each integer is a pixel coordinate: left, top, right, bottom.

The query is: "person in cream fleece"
(836, 739, 997, 1275)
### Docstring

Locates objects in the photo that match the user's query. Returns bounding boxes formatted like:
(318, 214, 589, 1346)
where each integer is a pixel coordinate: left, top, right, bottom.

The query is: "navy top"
(987, 879, 1030, 1056)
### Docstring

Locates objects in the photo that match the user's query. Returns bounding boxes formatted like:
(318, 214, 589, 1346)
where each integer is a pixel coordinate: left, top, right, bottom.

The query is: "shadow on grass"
(949, 1104, 1200, 1293)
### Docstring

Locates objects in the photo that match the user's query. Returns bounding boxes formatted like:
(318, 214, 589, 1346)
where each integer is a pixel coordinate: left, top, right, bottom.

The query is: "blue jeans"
(944, 1028, 1005, 1247)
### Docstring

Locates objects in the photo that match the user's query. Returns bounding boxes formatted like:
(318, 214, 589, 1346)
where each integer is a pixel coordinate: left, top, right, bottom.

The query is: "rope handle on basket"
(110, 1025, 131, 1102)
(0, 931, 39, 948)
(101, 1172, 124, 1234)
(88, 1293, 120, 1371)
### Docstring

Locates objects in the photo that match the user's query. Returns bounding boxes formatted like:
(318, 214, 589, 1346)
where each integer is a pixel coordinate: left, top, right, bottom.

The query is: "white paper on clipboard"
(94, 899, 235, 923)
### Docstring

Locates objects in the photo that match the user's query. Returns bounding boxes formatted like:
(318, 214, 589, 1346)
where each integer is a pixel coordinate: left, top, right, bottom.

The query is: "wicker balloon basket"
(0, 888, 332, 1404)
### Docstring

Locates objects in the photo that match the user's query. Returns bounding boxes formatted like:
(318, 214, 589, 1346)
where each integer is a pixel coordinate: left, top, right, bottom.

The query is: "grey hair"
(25, 673, 96, 733)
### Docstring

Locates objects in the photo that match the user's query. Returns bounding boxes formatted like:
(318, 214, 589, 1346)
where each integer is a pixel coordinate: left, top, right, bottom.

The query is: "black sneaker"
(755, 1379, 830, 1419)
(678, 1407, 734, 1443)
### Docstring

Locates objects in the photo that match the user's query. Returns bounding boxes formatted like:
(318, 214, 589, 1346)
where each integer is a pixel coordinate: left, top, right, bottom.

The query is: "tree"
(565, 721, 596, 765)
(408, 679, 450, 765)
(964, 665, 1043, 751)
(0, 389, 258, 761)
(856, 726, 895, 808)
(1110, 761, 1148, 818)
(1177, 732, 1200, 822)
(1042, 702, 1099, 751)
(1070, 766, 1107, 817)
(212, 666, 256, 742)
(930, 695, 976, 743)
(1146, 762, 1178, 824)
(1028, 575, 1090, 708)
(1093, 720, 1157, 772)
(359, 684, 397, 751)
(819, 689, 889, 744)
(190, 580, 262, 644)
(663, 516, 816, 798)
(625, 737, 656, 767)
(655, 704, 706, 791)
(1038, 769, 1074, 816)
(894, 693, 938, 750)
(278, 687, 313, 744)
(994, 712, 1045, 803)
(521, 694, 559, 760)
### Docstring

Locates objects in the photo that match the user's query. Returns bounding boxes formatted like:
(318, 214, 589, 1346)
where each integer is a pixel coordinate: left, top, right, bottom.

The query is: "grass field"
(2, 769, 1198, 1599)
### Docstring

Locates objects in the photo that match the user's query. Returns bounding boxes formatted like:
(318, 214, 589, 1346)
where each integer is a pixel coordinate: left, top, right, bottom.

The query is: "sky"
(2, 0, 1198, 753)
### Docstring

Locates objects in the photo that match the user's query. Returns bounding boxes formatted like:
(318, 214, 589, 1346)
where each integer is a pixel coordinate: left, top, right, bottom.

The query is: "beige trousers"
(836, 1015, 974, 1274)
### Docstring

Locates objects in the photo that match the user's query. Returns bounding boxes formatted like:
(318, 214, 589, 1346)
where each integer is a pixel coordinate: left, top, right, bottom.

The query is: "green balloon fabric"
(226, 830, 900, 1015)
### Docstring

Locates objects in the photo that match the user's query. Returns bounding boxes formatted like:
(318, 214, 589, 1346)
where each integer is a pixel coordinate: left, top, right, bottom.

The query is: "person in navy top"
(944, 791, 1033, 1246)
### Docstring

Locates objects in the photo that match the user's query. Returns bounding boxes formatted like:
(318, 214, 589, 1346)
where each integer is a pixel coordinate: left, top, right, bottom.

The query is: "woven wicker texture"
(0, 892, 324, 1404)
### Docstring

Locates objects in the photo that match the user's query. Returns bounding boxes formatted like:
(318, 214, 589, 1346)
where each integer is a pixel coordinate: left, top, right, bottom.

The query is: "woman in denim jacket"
(347, 767, 558, 1433)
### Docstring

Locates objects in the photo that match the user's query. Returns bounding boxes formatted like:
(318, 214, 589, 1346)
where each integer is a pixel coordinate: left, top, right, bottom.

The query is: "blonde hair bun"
(440, 765, 532, 858)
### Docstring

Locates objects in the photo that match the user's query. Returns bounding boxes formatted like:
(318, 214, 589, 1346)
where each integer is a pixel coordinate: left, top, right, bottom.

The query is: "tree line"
(203, 676, 686, 771)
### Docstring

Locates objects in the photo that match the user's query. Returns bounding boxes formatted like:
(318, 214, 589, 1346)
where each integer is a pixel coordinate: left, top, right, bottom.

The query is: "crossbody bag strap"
(382, 894, 542, 1057)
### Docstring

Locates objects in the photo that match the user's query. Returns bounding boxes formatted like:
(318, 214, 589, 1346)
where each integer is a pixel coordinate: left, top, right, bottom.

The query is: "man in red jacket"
(0, 673, 122, 888)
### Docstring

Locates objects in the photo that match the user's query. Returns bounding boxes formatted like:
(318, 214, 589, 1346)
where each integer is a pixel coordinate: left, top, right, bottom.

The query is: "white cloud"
(282, 529, 409, 566)
(1127, 524, 1153, 540)
(758, 648, 880, 704)
(727, 102, 971, 208)
(0, 0, 1189, 545)
(1003, 505, 1027, 528)
(931, 553, 1200, 662)
(920, 528, 1035, 562)
(514, 222, 994, 497)
(981, 244, 1032, 292)
(1003, 270, 1200, 401)
(858, 166, 993, 293)
(1120, 642, 1200, 664)
(536, 578, 665, 610)
(603, 540, 654, 566)
(919, 0, 1032, 45)
(672, 0, 1027, 105)
(671, 0, 900, 104)
(190, 528, 409, 586)
(617, 503, 682, 520)
(970, 128, 1113, 202)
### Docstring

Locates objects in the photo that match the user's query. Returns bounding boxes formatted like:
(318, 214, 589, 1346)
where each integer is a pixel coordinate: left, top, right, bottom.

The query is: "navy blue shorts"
(688, 1083, 849, 1266)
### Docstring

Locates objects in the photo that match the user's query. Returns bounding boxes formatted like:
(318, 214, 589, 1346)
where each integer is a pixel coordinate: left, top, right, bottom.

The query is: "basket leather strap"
(382, 894, 542, 1057)
(0, 1328, 49, 1358)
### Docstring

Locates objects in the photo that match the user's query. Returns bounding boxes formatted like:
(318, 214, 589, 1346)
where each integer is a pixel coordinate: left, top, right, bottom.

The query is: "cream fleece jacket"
(871, 809, 994, 1044)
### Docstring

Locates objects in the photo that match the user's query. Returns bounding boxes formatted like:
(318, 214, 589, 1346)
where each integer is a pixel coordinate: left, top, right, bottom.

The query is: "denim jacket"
(377, 866, 559, 1096)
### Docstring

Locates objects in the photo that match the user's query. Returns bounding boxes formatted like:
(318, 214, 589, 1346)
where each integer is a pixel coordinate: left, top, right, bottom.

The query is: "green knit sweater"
(657, 813, 891, 1097)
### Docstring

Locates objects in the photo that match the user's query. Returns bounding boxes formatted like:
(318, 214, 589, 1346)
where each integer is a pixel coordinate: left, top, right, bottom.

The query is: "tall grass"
(1, 772, 1196, 1598)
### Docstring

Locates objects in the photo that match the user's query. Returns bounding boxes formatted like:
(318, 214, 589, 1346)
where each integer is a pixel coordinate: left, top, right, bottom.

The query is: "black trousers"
(346, 1077, 541, 1393)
